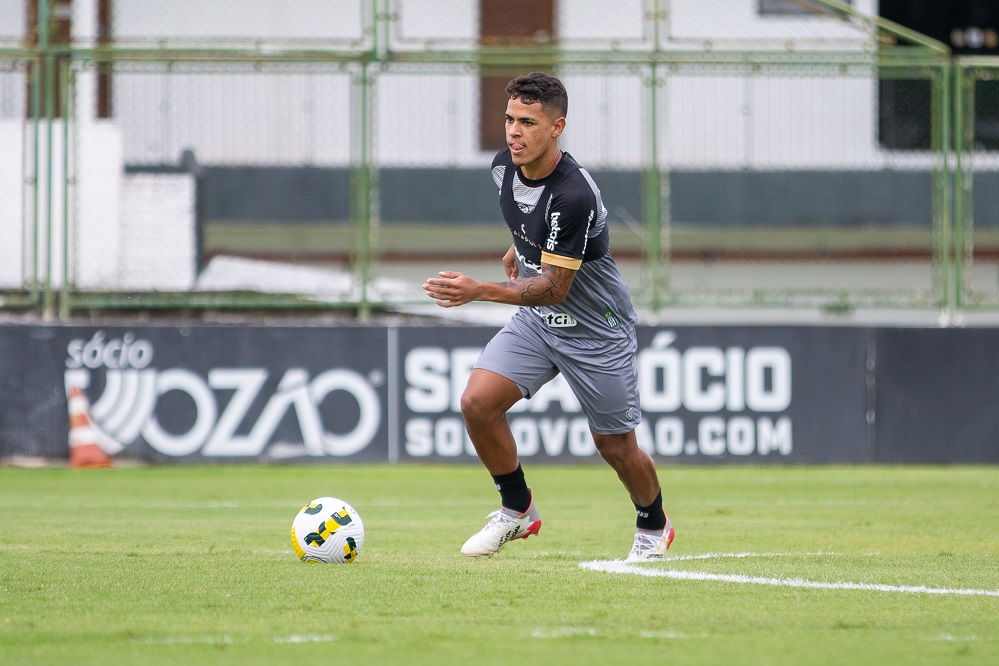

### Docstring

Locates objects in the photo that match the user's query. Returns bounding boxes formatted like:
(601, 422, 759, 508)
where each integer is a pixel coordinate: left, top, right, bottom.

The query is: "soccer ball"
(290, 497, 365, 564)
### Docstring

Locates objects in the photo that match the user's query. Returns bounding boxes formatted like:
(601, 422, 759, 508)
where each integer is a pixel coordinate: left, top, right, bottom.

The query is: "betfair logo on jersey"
(542, 312, 577, 328)
(546, 212, 561, 251)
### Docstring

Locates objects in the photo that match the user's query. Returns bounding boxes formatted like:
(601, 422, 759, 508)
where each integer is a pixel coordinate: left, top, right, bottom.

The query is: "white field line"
(137, 634, 334, 645)
(659, 551, 839, 562)
(580, 554, 999, 598)
(532, 627, 708, 639)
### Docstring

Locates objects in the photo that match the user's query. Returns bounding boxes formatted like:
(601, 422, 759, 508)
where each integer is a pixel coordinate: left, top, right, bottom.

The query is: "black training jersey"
(491, 149, 637, 339)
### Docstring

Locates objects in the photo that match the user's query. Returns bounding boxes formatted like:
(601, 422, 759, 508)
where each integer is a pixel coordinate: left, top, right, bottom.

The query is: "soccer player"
(422, 72, 674, 561)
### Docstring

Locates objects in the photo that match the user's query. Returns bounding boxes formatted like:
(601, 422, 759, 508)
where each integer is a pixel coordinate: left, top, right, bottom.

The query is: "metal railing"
(954, 57, 999, 313)
(1, 0, 985, 321)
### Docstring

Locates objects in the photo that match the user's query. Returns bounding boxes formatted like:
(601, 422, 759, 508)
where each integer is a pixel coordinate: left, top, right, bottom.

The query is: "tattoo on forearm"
(520, 276, 559, 304)
(508, 265, 574, 305)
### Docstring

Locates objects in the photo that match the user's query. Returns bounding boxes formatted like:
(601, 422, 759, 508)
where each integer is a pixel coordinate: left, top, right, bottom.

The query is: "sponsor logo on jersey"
(541, 312, 577, 328)
(546, 212, 561, 251)
(513, 228, 542, 253)
(604, 311, 619, 328)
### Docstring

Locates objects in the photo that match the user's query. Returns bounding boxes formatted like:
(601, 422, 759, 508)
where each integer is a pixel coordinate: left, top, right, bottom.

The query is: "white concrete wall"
(0, 122, 25, 289)
(75, 121, 123, 288)
(111, 0, 365, 45)
(118, 173, 196, 290)
(0, 120, 195, 291)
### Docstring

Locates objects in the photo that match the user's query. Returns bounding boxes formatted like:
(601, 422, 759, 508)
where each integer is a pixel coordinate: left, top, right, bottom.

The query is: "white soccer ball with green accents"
(291, 497, 365, 564)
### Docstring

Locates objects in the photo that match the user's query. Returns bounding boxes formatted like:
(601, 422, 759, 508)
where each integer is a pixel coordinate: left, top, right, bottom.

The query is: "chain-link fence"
(3, 0, 988, 319)
(654, 60, 950, 309)
(66, 59, 359, 301)
(0, 55, 35, 303)
(388, 0, 878, 52)
(105, 0, 371, 49)
(954, 59, 999, 311)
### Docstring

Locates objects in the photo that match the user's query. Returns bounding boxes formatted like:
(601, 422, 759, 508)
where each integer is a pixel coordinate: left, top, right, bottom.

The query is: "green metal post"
(373, 0, 388, 59)
(343, 0, 387, 321)
(59, 60, 72, 320)
(642, 0, 669, 312)
(642, 69, 664, 312)
(952, 64, 965, 314)
(351, 62, 375, 322)
(40, 0, 57, 320)
(933, 63, 953, 320)
(29, 54, 41, 305)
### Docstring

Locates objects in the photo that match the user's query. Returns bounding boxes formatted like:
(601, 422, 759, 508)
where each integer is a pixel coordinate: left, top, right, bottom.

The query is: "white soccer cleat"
(461, 497, 542, 558)
(625, 516, 675, 562)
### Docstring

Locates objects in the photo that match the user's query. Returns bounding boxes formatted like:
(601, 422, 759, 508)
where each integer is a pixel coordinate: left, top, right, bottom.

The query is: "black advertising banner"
(393, 327, 502, 462)
(0, 325, 390, 462)
(874, 328, 999, 463)
(1, 322, 996, 464)
(632, 327, 870, 464)
(394, 326, 871, 464)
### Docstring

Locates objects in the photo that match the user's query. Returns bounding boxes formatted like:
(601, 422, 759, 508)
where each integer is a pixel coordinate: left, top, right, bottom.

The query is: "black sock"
(634, 490, 667, 531)
(492, 464, 532, 514)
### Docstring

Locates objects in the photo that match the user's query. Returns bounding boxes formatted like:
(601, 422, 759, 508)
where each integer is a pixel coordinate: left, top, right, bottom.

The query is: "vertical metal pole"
(643, 0, 670, 312)
(643, 66, 663, 312)
(952, 63, 965, 315)
(29, 53, 41, 305)
(59, 60, 72, 320)
(41, 0, 57, 320)
(933, 63, 953, 321)
(348, 0, 388, 322)
(373, 0, 388, 59)
(351, 61, 374, 322)
(951, 63, 973, 316)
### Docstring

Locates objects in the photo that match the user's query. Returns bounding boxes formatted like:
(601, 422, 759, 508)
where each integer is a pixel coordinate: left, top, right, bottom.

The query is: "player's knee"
(460, 388, 498, 425)
(593, 433, 633, 466)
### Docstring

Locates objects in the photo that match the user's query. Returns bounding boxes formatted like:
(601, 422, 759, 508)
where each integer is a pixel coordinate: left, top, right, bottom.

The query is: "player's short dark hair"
(506, 72, 568, 119)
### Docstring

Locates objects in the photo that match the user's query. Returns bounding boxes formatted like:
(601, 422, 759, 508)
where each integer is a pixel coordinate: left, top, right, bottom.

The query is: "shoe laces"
(630, 530, 663, 555)
(483, 509, 516, 527)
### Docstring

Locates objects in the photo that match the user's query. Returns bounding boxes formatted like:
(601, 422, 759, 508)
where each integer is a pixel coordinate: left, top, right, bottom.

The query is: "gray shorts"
(474, 309, 642, 435)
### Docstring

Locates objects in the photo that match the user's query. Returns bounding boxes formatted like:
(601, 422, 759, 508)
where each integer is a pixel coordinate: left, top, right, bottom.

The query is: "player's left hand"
(423, 271, 478, 307)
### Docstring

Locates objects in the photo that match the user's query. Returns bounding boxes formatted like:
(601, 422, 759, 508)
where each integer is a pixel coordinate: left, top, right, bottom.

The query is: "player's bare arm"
(502, 264, 575, 305)
(423, 262, 575, 308)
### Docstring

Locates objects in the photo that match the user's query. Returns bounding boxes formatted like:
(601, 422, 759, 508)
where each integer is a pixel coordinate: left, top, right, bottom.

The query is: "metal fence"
(0, 57, 32, 305)
(955, 57, 999, 312)
(0, 0, 989, 320)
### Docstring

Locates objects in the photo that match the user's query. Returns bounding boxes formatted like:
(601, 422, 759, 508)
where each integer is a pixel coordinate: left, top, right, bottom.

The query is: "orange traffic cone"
(67, 386, 112, 469)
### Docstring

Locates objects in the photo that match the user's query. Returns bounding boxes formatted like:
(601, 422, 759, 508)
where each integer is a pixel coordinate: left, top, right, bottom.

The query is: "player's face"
(505, 96, 565, 176)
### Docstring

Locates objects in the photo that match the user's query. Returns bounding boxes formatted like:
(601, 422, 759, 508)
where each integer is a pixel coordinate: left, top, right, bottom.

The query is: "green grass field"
(1, 464, 997, 665)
